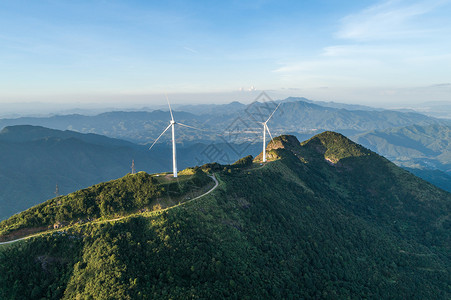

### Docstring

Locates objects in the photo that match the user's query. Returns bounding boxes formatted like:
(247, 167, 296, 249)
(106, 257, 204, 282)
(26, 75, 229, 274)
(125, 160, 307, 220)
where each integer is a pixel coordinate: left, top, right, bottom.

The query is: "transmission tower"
(131, 159, 136, 174)
(55, 184, 59, 197)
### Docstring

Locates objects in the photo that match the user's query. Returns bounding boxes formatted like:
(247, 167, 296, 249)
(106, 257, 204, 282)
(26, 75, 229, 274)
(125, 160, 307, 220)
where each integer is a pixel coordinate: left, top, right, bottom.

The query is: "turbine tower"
(149, 95, 201, 178)
(262, 103, 281, 163)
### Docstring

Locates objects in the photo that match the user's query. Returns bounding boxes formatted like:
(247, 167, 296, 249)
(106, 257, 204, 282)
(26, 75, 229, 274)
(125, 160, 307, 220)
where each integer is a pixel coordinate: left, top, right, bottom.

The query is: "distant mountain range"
(282, 96, 383, 111)
(0, 98, 443, 145)
(353, 123, 451, 177)
(177, 101, 247, 115)
(0, 110, 210, 144)
(263, 100, 439, 136)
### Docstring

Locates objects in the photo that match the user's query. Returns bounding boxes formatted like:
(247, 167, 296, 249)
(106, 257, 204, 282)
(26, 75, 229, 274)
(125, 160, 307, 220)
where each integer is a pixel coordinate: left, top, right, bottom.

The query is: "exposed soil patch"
(0, 226, 48, 242)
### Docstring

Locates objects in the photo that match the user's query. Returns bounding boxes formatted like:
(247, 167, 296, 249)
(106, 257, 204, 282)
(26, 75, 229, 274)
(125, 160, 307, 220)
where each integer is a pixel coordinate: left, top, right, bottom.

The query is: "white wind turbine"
(261, 103, 281, 163)
(149, 95, 201, 178)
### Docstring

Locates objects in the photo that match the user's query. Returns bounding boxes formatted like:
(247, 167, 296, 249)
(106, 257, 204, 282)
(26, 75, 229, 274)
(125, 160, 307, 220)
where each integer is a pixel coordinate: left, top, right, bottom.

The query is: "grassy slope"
(0, 169, 211, 239)
(1, 132, 450, 299)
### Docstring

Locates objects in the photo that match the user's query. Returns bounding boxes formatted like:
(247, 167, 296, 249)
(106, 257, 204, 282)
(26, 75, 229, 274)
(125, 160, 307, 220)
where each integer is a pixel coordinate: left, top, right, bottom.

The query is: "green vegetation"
(303, 131, 369, 163)
(0, 233, 82, 299)
(232, 155, 253, 167)
(0, 132, 450, 299)
(405, 167, 451, 192)
(0, 169, 210, 237)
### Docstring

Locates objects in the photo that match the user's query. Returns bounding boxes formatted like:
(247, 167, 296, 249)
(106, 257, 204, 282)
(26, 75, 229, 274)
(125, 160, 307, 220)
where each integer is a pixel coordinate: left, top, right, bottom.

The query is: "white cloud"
(239, 86, 257, 91)
(337, 0, 451, 40)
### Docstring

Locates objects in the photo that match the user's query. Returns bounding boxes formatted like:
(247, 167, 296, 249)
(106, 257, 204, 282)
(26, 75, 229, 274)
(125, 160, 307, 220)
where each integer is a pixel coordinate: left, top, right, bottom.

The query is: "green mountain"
(1, 132, 450, 299)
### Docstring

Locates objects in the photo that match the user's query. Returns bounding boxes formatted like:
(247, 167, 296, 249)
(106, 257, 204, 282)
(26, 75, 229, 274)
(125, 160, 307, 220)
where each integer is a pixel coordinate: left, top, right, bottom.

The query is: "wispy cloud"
(321, 45, 405, 57)
(272, 64, 306, 73)
(272, 58, 387, 85)
(272, 0, 451, 91)
(337, 0, 451, 40)
(183, 46, 199, 54)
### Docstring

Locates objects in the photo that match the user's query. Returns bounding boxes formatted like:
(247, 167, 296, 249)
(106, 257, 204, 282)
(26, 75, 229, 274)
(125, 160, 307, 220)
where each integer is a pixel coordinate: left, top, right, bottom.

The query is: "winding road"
(188, 174, 218, 202)
(0, 174, 219, 246)
(0, 236, 30, 245)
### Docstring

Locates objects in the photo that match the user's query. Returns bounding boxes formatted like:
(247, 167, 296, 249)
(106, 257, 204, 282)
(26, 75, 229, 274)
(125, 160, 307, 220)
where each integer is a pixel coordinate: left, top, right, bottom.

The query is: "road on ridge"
(0, 174, 220, 246)
(188, 174, 218, 202)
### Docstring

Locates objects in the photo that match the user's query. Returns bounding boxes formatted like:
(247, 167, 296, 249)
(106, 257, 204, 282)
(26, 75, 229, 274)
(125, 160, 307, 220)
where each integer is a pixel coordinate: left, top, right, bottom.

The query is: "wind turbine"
(261, 103, 281, 163)
(149, 95, 201, 178)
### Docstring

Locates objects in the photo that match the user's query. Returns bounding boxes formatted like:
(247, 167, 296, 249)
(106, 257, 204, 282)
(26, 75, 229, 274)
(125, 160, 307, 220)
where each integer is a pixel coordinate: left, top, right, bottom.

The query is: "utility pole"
(55, 184, 59, 197)
(131, 159, 136, 174)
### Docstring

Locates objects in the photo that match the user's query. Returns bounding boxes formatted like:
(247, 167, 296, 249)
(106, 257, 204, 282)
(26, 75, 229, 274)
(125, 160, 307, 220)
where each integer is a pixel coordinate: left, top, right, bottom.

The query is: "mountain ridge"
(1, 132, 449, 298)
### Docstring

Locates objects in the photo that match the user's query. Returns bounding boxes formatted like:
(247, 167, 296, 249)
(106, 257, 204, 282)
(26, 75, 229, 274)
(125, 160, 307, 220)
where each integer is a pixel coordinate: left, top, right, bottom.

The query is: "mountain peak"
(254, 132, 372, 164)
(267, 135, 302, 153)
(302, 131, 371, 163)
(254, 135, 301, 162)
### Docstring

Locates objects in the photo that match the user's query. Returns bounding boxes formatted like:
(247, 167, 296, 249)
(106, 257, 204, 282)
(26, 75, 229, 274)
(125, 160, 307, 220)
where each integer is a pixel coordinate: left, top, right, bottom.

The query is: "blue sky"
(0, 0, 450, 106)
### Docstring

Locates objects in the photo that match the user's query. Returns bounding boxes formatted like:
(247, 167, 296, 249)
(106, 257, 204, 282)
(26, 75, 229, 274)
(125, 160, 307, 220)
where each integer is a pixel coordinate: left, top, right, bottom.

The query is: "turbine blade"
(265, 103, 281, 123)
(177, 122, 206, 131)
(149, 124, 172, 150)
(266, 124, 274, 142)
(165, 93, 174, 121)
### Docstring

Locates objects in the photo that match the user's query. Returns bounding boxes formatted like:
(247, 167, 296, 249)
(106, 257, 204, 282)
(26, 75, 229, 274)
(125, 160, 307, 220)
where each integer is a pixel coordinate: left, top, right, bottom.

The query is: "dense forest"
(0, 132, 450, 299)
